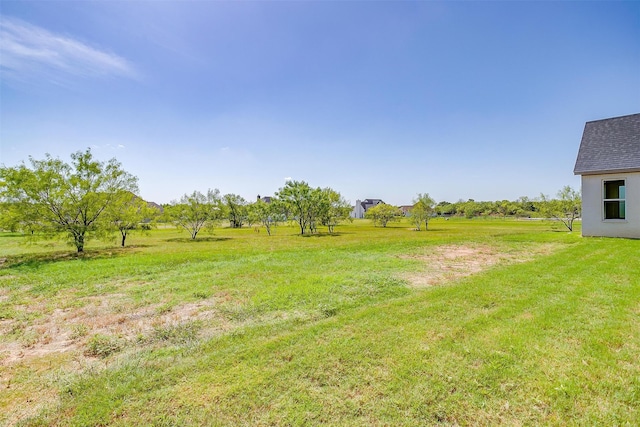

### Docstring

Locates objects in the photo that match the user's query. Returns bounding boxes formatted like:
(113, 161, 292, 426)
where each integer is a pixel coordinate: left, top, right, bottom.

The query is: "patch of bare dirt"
(402, 243, 559, 288)
(0, 293, 225, 367)
(0, 287, 10, 303)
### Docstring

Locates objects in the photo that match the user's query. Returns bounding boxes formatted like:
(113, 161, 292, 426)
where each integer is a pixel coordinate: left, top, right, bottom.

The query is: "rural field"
(0, 218, 638, 426)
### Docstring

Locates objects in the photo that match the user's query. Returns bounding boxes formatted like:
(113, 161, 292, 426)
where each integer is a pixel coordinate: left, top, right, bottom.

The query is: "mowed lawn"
(1, 219, 638, 425)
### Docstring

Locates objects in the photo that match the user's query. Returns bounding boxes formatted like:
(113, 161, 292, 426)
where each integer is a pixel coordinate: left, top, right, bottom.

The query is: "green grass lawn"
(1, 218, 638, 425)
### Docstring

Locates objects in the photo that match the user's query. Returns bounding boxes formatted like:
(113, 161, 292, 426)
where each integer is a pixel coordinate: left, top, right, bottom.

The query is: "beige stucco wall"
(581, 172, 640, 238)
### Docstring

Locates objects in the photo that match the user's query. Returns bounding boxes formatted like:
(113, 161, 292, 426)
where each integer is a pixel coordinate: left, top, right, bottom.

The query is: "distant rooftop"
(574, 113, 640, 175)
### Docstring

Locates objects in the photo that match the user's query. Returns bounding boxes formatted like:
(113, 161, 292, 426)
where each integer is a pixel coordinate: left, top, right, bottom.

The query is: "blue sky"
(1, 1, 639, 205)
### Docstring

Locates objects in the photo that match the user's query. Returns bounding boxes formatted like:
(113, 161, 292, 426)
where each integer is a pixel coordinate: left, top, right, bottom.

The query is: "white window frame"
(602, 178, 626, 221)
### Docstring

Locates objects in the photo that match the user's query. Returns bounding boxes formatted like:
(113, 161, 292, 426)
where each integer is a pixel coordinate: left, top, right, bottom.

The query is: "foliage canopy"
(276, 180, 351, 235)
(540, 186, 581, 231)
(410, 193, 436, 231)
(165, 189, 224, 239)
(366, 203, 401, 227)
(0, 149, 138, 252)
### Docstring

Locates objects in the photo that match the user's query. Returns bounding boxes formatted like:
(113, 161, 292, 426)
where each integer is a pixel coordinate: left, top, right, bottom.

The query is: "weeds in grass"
(218, 303, 260, 321)
(319, 304, 338, 318)
(150, 322, 201, 344)
(19, 330, 40, 348)
(84, 334, 124, 358)
(192, 291, 209, 299)
(155, 303, 173, 315)
(69, 324, 89, 340)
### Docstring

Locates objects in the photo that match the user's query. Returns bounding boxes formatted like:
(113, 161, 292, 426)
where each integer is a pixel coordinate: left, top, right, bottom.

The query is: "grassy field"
(1, 218, 638, 426)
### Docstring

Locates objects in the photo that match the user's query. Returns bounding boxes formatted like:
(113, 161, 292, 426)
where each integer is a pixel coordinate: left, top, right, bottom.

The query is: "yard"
(1, 218, 638, 425)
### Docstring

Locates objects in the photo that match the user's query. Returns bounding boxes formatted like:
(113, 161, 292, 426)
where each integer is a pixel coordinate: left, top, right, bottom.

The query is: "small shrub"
(85, 334, 123, 358)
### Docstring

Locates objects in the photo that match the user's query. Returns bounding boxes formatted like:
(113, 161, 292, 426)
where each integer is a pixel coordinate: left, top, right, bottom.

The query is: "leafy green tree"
(248, 199, 284, 236)
(306, 187, 324, 234)
(165, 189, 224, 239)
(106, 192, 158, 247)
(411, 193, 436, 231)
(462, 199, 485, 218)
(274, 181, 350, 235)
(495, 200, 520, 218)
(276, 180, 315, 235)
(0, 149, 138, 252)
(517, 196, 536, 216)
(223, 193, 248, 228)
(318, 188, 352, 233)
(366, 203, 401, 227)
(540, 186, 581, 231)
(436, 201, 455, 216)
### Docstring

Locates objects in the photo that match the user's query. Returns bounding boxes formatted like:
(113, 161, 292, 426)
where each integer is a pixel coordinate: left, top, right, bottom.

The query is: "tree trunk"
(121, 233, 126, 247)
(76, 234, 85, 252)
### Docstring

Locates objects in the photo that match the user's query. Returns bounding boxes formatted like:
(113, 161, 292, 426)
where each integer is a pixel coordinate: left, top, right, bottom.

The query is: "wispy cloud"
(0, 17, 137, 85)
(90, 143, 126, 151)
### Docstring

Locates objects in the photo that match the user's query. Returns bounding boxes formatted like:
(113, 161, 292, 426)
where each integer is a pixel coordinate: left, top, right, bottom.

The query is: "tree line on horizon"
(0, 149, 581, 253)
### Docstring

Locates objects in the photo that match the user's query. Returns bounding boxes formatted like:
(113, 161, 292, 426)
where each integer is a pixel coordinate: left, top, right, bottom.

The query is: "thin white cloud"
(0, 17, 137, 85)
(284, 177, 292, 182)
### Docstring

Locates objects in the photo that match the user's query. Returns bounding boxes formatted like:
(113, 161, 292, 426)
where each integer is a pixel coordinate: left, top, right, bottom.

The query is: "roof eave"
(574, 167, 640, 176)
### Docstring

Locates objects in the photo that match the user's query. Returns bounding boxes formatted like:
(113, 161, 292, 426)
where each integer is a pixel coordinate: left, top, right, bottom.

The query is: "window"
(603, 180, 626, 220)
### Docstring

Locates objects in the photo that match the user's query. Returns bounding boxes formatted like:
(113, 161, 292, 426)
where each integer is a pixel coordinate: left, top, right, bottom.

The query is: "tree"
(165, 189, 224, 239)
(410, 193, 436, 231)
(459, 199, 481, 219)
(274, 181, 351, 235)
(517, 196, 536, 216)
(276, 180, 315, 235)
(248, 199, 284, 235)
(366, 203, 400, 227)
(106, 192, 158, 247)
(435, 201, 455, 217)
(495, 200, 520, 218)
(318, 188, 352, 233)
(0, 149, 138, 252)
(223, 193, 248, 228)
(540, 186, 581, 231)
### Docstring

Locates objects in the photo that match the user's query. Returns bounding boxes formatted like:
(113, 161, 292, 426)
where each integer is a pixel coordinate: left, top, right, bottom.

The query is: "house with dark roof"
(351, 199, 384, 219)
(574, 113, 640, 238)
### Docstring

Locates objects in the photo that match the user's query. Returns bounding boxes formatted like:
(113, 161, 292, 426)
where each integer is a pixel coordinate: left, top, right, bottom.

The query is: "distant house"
(574, 113, 640, 238)
(398, 205, 414, 216)
(256, 195, 272, 203)
(351, 199, 384, 219)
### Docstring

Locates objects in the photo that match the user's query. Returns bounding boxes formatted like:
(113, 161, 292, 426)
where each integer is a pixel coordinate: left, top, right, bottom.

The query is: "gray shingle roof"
(574, 113, 640, 175)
